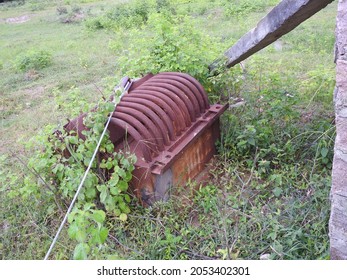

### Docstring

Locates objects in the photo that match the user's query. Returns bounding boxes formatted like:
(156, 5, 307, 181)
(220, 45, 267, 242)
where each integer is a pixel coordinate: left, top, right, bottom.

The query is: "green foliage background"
(0, 0, 336, 260)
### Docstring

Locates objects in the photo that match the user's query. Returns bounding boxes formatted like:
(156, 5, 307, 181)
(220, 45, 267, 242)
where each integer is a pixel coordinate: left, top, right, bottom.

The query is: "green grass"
(0, 0, 337, 259)
(0, 0, 124, 154)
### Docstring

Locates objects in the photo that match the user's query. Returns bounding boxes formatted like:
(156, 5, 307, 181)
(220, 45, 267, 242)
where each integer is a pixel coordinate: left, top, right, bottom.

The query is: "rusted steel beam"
(209, 0, 334, 71)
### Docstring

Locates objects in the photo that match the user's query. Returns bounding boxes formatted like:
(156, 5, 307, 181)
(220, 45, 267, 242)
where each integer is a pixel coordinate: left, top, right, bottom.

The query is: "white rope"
(44, 79, 131, 260)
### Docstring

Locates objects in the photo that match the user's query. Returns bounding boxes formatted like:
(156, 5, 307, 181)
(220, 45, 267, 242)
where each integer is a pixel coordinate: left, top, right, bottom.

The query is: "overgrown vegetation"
(0, 0, 336, 260)
(14, 50, 52, 72)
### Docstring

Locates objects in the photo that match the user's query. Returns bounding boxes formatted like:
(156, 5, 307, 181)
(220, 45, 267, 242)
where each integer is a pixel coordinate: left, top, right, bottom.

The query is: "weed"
(30, 2, 45, 11)
(155, 0, 176, 14)
(53, 86, 92, 118)
(85, 0, 151, 31)
(14, 95, 136, 259)
(72, 5, 82, 14)
(223, 0, 274, 19)
(67, 203, 109, 259)
(114, 13, 224, 89)
(0, 0, 25, 10)
(57, 6, 85, 24)
(14, 50, 52, 72)
(56, 6, 68, 15)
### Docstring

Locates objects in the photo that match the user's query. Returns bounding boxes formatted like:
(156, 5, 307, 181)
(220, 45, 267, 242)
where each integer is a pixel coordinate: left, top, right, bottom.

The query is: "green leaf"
(73, 243, 90, 260)
(110, 186, 120, 195)
(268, 231, 277, 241)
(105, 196, 115, 211)
(107, 255, 122, 260)
(247, 138, 256, 146)
(96, 184, 106, 192)
(114, 208, 121, 216)
(92, 210, 106, 224)
(118, 168, 126, 179)
(106, 161, 113, 170)
(272, 241, 283, 255)
(123, 171, 132, 182)
(124, 194, 131, 203)
(99, 227, 109, 243)
(321, 147, 329, 158)
(119, 213, 127, 222)
(273, 187, 283, 197)
(122, 205, 130, 214)
(119, 201, 127, 212)
(100, 189, 108, 203)
(67, 223, 79, 239)
(52, 163, 63, 174)
(237, 140, 248, 148)
(76, 229, 87, 243)
(85, 187, 96, 199)
(89, 227, 100, 244)
(68, 136, 78, 145)
(83, 157, 91, 167)
(120, 157, 129, 168)
(118, 180, 128, 191)
(68, 212, 76, 224)
(109, 174, 119, 186)
(83, 203, 94, 211)
(106, 102, 115, 113)
(106, 143, 114, 153)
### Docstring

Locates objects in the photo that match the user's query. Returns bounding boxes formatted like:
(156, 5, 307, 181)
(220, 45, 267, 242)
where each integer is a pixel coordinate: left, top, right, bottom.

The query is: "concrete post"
(329, 0, 347, 260)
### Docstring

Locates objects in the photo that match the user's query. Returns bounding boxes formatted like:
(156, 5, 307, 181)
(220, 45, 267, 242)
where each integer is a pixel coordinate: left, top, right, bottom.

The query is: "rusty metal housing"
(66, 72, 227, 206)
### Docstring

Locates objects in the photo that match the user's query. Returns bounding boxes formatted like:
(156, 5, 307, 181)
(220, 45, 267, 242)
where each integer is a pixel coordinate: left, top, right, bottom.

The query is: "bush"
(56, 6, 68, 15)
(21, 98, 136, 259)
(14, 50, 52, 72)
(223, 0, 276, 18)
(114, 14, 224, 87)
(155, 0, 176, 14)
(85, 0, 150, 31)
(0, 0, 25, 8)
(72, 5, 82, 14)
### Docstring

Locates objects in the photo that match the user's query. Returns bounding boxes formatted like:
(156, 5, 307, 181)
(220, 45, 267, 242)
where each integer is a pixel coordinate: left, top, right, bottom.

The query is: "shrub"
(72, 5, 82, 13)
(155, 0, 176, 14)
(56, 6, 68, 15)
(0, 0, 25, 9)
(223, 0, 275, 18)
(85, 0, 151, 31)
(14, 50, 52, 72)
(21, 97, 136, 259)
(115, 14, 224, 87)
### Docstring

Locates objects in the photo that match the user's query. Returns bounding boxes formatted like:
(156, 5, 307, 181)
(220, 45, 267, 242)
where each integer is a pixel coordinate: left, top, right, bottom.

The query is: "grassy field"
(0, 0, 337, 259)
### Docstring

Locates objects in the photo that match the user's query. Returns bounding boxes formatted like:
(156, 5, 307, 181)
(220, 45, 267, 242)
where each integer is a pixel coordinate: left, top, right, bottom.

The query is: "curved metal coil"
(109, 72, 212, 163)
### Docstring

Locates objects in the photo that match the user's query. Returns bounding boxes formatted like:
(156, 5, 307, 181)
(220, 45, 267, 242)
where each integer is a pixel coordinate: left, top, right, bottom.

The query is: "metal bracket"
(113, 76, 133, 96)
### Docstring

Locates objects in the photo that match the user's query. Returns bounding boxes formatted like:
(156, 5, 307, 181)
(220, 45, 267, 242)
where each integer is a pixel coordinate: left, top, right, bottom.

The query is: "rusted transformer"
(65, 72, 227, 206)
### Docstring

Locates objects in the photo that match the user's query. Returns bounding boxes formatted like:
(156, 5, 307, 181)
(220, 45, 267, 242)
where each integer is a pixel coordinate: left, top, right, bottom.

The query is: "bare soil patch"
(5, 14, 31, 24)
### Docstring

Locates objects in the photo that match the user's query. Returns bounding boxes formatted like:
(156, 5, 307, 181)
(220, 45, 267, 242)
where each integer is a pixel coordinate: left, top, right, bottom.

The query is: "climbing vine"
(17, 97, 136, 259)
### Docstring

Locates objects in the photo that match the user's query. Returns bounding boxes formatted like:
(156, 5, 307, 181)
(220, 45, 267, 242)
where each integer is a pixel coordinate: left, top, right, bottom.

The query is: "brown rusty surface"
(121, 96, 176, 140)
(135, 86, 194, 123)
(157, 72, 210, 109)
(64, 72, 227, 206)
(123, 92, 185, 134)
(121, 102, 227, 205)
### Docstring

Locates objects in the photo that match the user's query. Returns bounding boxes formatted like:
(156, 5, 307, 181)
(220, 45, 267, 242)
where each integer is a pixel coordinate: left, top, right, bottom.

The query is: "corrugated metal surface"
(65, 72, 227, 206)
